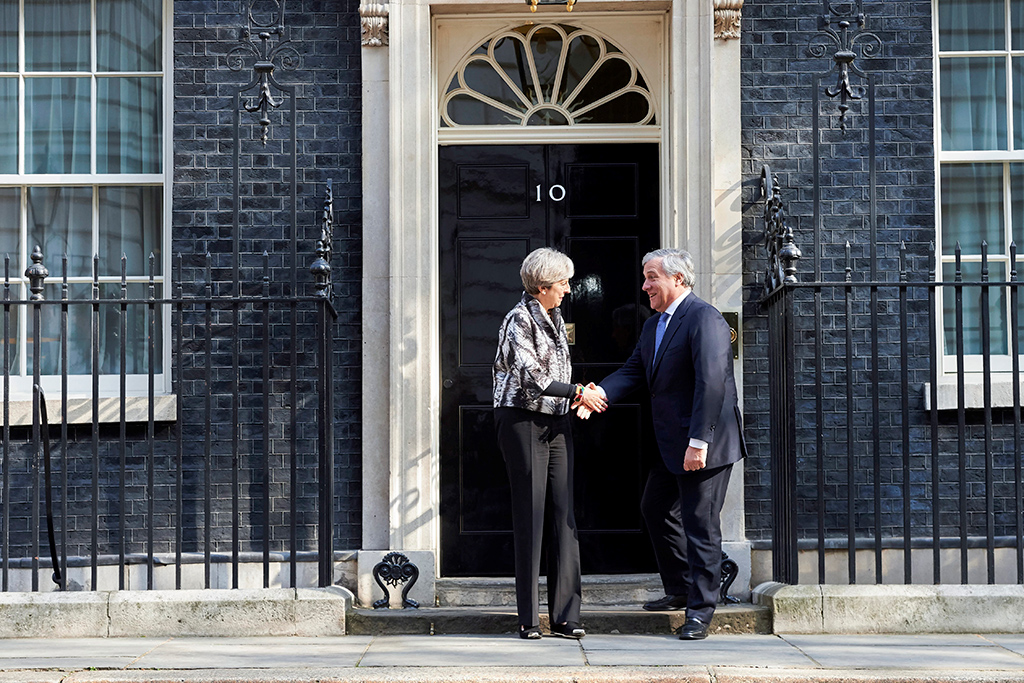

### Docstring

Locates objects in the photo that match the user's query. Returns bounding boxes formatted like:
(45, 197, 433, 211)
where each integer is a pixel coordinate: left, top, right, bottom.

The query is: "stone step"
(435, 574, 665, 607)
(346, 603, 771, 636)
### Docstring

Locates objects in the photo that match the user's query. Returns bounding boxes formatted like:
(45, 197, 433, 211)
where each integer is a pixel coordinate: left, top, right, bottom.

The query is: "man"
(585, 248, 745, 641)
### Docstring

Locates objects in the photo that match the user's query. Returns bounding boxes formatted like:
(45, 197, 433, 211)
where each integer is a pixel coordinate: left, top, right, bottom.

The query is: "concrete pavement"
(0, 633, 1023, 682)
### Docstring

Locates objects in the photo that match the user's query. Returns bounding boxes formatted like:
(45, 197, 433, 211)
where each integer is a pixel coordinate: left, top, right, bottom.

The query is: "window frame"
(934, 0, 1024, 375)
(0, 0, 172, 399)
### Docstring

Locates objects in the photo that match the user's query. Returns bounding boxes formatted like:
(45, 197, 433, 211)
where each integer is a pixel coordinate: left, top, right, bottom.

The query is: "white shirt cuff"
(689, 438, 708, 450)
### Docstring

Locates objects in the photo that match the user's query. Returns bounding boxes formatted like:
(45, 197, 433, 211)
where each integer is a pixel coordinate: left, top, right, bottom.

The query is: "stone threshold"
(347, 603, 771, 635)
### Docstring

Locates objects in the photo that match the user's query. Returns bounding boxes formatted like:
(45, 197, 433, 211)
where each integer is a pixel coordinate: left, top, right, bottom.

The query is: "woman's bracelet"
(574, 383, 584, 401)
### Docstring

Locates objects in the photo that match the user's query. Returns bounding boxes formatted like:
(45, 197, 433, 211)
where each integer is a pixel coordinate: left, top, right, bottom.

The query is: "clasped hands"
(571, 383, 607, 420)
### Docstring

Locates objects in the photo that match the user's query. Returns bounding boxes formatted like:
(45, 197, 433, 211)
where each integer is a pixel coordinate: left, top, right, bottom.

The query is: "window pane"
(25, 0, 90, 72)
(530, 27, 564, 104)
(26, 283, 161, 375)
(31, 283, 92, 375)
(0, 78, 16, 172)
(560, 34, 602, 104)
(96, 282, 162, 375)
(943, 261, 1008, 356)
(1014, 0, 1024, 50)
(573, 92, 651, 125)
(99, 186, 161, 277)
(98, 0, 162, 72)
(1010, 162, 1024, 248)
(940, 57, 1007, 151)
(939, 0, 1005, 51)
(98, 77, 162, 173)
(0, 187, 19, 262)
(446, 94, 522, 126)
(27, 186, 92, 278)
(2, 289, 19, 375)
(0, 0, 16, 72)
(26, 78, 90, 174)
(566, 58, 632, 113)
(941, 163, 1005, 255)
(1015, 58, 1024, 150)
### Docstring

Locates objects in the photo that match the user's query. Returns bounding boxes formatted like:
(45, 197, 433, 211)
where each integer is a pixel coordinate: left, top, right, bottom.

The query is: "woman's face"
(536, 278, 571, 310)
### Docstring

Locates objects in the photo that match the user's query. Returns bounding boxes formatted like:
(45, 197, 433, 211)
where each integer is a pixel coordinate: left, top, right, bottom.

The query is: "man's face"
(641, 257, 687, 313)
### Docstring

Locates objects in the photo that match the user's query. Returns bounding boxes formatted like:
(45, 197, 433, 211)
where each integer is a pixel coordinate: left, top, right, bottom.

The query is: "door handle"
(443, 379, 454, 389)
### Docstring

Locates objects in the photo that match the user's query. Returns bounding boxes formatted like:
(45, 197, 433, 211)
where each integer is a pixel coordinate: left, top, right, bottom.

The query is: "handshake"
(570, 383, 607, 420)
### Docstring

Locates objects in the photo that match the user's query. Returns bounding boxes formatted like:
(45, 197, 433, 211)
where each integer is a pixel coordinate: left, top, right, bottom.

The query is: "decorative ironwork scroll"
(310, 180, 334, 299)
(372, 552, 420, 609)
(714, 0, 744, 40)
(228, 0, 301, 144)
(360, 3, 389, 47)
(719, 552, 740, 604)
(761, 164, 801, 297)
(808, 0, 880, 131)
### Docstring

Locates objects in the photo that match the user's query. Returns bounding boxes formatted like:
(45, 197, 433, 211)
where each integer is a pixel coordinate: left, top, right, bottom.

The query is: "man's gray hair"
(642, 248, 696, 288)
(520, 247, 574, 295)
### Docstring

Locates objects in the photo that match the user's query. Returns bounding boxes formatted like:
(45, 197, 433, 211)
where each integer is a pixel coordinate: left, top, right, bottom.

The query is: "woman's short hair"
(642, 248, 696, 288)
(520, 248, 574, 295)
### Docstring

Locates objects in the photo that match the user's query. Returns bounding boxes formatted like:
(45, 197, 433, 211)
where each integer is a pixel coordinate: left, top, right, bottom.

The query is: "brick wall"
(1, 0, 362, 564)
(171, 0, 363, 551)
(741, 0, 940, 541)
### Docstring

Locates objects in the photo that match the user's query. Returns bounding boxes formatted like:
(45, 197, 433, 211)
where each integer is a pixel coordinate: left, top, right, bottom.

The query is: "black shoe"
(643, 594, 687, 611)
(519, 624, 541, 640)
(550, 622, 586, 639)
(678, 617, 709, 640)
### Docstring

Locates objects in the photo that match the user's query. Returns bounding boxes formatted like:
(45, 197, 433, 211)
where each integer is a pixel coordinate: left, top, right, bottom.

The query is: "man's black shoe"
(643, 594, 687, 611)
(678, 617, 709, 640)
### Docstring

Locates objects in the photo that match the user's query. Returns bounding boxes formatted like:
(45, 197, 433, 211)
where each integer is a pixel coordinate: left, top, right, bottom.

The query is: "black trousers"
(640, 458, 733, 625)
(494, 407, 582, 628)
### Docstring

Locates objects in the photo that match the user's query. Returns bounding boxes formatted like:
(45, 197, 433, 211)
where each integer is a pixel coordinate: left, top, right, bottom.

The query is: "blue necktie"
(654, 312, 669, 358)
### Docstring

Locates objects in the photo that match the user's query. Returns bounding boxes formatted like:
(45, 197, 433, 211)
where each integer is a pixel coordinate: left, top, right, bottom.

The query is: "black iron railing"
(761, 168, 1024, 586)
(0, 186, 336, 593)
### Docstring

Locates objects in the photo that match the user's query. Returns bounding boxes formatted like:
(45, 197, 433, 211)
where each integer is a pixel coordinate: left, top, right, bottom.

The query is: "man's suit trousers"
(495, 407, 582, 629)
(641, 459, 733, 625)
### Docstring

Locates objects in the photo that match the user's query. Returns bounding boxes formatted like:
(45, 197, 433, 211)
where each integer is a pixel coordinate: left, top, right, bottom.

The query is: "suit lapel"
(650, 293, 695, 378)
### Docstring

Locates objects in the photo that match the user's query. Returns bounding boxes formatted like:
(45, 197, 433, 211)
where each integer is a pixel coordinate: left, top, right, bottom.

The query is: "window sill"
(923, 378, 1022, 411)
(4, 395, 177, 427)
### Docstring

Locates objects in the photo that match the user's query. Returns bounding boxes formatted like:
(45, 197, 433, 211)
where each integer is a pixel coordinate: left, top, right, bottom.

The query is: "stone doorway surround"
(357, 0, 746, 609)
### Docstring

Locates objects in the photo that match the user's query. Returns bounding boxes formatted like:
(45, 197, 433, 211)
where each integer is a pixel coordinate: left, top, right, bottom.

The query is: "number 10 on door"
(536, 184, 566, 202)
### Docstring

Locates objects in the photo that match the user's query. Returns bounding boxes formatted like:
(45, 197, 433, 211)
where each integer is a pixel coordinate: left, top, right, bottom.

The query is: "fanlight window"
(441, 24, 656, 127)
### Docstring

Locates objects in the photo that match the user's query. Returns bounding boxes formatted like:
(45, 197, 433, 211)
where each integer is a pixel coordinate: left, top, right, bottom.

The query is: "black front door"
(439, 143, 660, 576)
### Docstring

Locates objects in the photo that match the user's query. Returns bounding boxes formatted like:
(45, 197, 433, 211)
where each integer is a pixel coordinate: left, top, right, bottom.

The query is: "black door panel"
(440, 143, 659, 577)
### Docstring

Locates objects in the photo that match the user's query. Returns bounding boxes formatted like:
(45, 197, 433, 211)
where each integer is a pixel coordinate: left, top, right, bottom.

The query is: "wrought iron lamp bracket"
(228, 0, 301, 144)
(809, 0, 880, 132)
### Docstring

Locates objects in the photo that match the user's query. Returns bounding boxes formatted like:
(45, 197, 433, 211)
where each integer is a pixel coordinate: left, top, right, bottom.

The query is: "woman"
(492, 247, 605, 640)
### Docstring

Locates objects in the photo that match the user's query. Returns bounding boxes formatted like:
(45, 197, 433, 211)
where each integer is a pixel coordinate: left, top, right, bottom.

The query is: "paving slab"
(985, 634, 1024, 655)
(582, 634, 813, 668)
(0, 638, 165, 658)
(782, 639, 1024, 670)
(0, 674, 66, 683)
(130, 636, 372, 669)
(0, 658, 138, 670)
(357, 634, 587, 667)
(713, 668, 1024, 683)
(782, 634, 997, 648)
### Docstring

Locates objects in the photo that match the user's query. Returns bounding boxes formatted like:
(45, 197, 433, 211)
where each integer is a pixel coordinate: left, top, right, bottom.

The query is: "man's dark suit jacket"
(600, 292, 746, 474)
